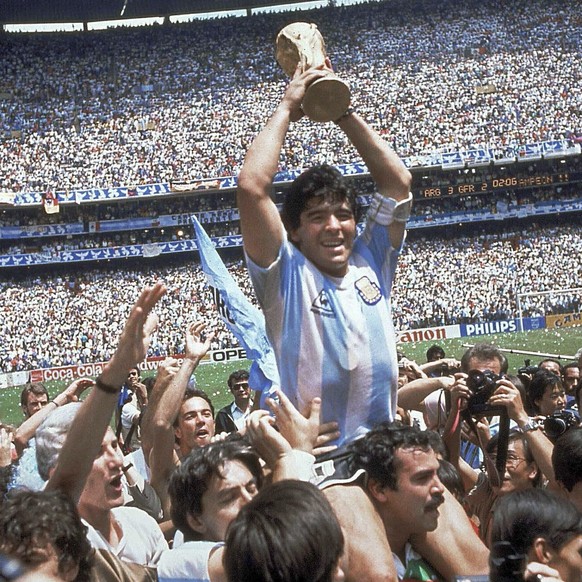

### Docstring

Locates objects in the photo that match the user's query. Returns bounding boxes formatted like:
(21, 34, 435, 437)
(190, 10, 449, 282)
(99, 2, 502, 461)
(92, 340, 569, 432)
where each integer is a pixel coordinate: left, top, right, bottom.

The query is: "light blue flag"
(192, 215, 279, 398)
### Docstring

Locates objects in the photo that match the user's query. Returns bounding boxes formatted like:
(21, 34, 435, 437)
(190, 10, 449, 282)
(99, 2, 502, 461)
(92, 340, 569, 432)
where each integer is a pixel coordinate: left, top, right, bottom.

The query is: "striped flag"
(192, 215, 279, 398)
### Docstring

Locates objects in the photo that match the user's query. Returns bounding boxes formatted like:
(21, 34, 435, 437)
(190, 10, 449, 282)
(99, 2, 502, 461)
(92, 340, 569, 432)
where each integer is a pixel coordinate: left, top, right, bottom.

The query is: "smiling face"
(175, 396, 216, 454)
(493, 438, 538, 496)
(78, 428, 124, 518)
(290, 196, 356, 278)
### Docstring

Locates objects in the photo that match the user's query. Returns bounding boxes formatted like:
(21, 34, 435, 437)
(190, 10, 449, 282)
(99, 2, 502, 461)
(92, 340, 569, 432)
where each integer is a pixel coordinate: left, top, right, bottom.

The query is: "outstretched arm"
(46, 283, 166, 502)
(336, 108, 412, 249)
(237, 65, 331, 268)
(146, 321, 213, 516)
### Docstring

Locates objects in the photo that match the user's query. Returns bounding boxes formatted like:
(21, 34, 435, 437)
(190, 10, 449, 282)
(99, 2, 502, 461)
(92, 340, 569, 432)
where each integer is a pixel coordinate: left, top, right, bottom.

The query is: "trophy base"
(302, 76, 351, 123)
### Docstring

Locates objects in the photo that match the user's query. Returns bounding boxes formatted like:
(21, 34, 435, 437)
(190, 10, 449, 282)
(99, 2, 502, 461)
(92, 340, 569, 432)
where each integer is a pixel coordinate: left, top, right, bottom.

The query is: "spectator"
(214, 369, 253, 434)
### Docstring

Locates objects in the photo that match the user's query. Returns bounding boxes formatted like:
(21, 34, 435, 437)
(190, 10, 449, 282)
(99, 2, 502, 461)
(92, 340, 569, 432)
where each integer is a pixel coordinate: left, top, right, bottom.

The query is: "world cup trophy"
(275, 22, 351, 123)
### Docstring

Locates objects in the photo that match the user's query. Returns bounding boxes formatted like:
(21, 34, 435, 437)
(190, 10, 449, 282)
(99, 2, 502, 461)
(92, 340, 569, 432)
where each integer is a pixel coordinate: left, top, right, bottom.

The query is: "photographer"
(526, 370, 567, 418)
(444, 344, 556, 545)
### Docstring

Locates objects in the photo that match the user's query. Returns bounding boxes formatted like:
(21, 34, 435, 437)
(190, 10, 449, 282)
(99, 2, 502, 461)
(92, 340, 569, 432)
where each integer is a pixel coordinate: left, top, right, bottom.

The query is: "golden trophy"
(276, 22, 351, 123)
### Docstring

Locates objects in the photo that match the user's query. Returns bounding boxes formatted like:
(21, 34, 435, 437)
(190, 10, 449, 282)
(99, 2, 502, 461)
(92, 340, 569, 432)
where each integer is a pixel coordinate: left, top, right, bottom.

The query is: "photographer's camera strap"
(461, 407, 510, 489)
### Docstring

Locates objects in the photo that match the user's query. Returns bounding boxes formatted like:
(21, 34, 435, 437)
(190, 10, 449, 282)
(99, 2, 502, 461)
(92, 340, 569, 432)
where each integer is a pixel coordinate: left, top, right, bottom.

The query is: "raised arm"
(146, 321, 213, 514)
(336, 108, 412, 249)
(236, 65, 331, 268)
(46, 283, 166, 502)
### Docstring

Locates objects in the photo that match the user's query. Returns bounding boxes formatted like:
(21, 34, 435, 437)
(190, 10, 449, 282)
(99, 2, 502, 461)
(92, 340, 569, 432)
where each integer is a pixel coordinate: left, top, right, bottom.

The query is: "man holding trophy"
(237, 22, 488, 581)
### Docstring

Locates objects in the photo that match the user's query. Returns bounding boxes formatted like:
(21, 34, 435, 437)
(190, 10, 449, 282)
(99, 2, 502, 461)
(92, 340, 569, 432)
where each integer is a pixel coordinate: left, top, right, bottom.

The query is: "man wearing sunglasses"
(215, 370, 253, 434)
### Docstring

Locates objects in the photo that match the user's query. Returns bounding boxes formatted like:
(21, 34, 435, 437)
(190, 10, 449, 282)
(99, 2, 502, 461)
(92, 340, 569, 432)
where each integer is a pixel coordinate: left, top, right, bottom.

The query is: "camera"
(517, 359, 539, 377)
(543, 409, 580, 441)
(466, 369, 503, 414)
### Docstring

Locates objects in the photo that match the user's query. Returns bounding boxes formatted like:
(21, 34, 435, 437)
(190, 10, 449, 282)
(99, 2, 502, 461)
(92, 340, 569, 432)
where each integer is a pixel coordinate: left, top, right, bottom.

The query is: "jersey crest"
(354, 276, 382, 305)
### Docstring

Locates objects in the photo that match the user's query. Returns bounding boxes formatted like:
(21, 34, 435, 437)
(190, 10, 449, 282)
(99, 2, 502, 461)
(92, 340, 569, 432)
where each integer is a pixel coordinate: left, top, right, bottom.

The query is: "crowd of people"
(1, 298, 581, 581)
(1, 0, 581, 194)
(0, 220, 580, 373)
(0, 2, 581, 580)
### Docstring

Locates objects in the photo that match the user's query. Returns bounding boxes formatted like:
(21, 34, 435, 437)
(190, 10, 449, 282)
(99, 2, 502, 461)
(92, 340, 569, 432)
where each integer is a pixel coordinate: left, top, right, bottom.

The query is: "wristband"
(122, 463, 134, 473)
(95, 377, 120, 395)
(367, 191, 413, 225)
(333, 107, 354, 124)
(49, 399, 60, 407)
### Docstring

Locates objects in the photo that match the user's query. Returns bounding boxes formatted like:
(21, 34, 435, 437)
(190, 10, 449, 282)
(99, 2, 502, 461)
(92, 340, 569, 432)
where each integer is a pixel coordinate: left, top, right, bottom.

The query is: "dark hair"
(563, 361, 579, 374)
(461, 343, 508, 374)
(281, 164, 358, 233)
(351, 421, 441, 490)
(0, 489, 92, 581)
(491, 489, 582, 557)
(486, 429, 542, 488)
(227, 369, 250, 390)
(168, 440, 263, 541)
(539, 358, 563, 375)
(224, 480, 344, 582)
(142, 375, 156, 396)
(552, 427, 582, 492)
(438, 459, 465, 502)
(526, 370, 563, 414)
(426, 345, 446, 362)
(19, 383, 48, 407)
(173, 388, 215, 428)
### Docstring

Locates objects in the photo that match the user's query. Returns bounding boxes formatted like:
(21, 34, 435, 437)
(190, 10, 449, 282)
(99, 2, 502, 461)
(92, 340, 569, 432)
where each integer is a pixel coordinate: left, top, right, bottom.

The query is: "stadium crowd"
(1, 293, 581, 582)
(0, 1, 581, 580)
(1, 0, 581, 194)
(0, 221, 580, 373)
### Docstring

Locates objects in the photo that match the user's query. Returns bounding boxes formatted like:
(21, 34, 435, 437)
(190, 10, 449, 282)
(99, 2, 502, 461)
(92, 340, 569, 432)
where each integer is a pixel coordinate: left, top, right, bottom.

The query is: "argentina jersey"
(247, 221, 400, 446)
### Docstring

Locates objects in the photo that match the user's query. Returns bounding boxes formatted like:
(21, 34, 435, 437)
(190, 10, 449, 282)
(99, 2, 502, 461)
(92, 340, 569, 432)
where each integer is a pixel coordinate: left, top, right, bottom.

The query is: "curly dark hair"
(351, 421, 442, 490)
(0, 489, 93, 581)
(281, 164, 358, 233)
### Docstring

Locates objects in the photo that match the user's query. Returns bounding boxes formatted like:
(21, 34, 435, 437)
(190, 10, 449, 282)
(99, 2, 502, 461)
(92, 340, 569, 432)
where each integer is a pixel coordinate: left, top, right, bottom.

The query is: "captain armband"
(367, 191, 413, 226)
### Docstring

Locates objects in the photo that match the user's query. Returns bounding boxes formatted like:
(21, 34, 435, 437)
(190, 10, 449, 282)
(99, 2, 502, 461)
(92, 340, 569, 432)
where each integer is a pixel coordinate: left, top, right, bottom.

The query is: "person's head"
(227, 370, 251, 407)
(426, 345, 445, 363)
(527, 370, 566, 416)
(539, 358, 562, 377)
(491, 489, 582, 582)
(352, 422, 445, 535)
(486, 429, 541, 495)
(224, 480, 345, 582)
(126, 368, 140, 388)
(169, 439, 263, 542)
(552, 427, 582, 511)
(174, 388, 216, 454)
(281, 164, 358, 277)
(461, 343, 508, 375)
(36, 403, 83, 481)
(20, 383, 49, 418)
(36, 403, 125, 515)
(0, 489, 92, 582)
(562, 362, 580, 396)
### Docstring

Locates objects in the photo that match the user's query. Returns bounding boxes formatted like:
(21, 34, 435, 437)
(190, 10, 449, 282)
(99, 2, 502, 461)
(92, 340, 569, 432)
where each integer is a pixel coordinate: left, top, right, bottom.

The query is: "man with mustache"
(352, 422, 446, 580)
